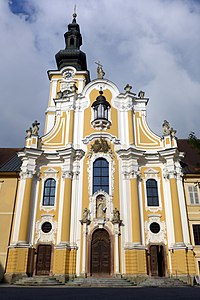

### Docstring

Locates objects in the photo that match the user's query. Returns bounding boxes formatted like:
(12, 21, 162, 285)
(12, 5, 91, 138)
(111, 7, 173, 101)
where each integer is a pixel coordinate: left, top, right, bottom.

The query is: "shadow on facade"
(0, 262, 4, 282)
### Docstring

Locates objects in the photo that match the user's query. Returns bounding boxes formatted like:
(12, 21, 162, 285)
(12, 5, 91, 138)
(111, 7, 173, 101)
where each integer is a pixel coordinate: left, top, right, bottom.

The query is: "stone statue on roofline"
(162, 120, 171, 136)
(95, 61, 105, 79)
(26, 127, 32, 138)
(26, 120, 40, 138)
(162, 120, 176, 138)
(124, 84, 132, 93)
(32, 120, 40, 135)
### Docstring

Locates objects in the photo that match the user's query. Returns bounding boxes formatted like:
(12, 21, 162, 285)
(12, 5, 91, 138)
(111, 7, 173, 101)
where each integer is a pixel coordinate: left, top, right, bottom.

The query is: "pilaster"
(5, 148, 42, 280)
(130, 173, 141, 245)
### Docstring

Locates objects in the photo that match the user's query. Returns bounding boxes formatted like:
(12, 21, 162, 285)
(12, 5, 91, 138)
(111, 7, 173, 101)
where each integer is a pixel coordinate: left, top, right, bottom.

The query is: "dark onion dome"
(55, 12, 88, 72)
(92, 90, 111, 109)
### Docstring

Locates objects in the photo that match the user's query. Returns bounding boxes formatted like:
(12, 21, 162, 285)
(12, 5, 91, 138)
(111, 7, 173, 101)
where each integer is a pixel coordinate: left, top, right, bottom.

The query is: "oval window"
(41, 222, 52, 233)
(150, 222, 160, 234)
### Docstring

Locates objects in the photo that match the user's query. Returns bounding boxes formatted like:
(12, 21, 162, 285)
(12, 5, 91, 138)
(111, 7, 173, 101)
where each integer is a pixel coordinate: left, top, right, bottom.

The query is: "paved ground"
(0, 286, 200, 300)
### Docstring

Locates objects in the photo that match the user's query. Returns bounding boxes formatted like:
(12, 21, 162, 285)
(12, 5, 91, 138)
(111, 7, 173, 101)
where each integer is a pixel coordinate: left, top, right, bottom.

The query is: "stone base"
(125, 248, 147, 275)
(80, 272, 87, 278)
(53, 248, 77, 276)
(115, 273, 122, 278)
(171, 248, 196, 276)
(5, 247, 32, 275)
(3, 272, 27, 284)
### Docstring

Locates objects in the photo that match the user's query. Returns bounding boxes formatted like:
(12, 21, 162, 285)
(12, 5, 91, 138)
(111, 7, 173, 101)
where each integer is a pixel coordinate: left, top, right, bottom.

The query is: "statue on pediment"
(95, 61, 105, 79)
(32, 120, 40, 135)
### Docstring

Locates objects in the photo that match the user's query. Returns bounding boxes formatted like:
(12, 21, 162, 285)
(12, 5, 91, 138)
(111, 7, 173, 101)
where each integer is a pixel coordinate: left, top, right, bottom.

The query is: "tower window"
(43, 178, 56, 206)
(146, 179, 159, 206)
(93, 158, 109, 194)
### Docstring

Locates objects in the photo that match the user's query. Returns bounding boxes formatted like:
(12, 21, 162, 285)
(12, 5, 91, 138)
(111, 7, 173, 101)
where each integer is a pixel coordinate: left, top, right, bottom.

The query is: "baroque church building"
(0, 13, 199, 283)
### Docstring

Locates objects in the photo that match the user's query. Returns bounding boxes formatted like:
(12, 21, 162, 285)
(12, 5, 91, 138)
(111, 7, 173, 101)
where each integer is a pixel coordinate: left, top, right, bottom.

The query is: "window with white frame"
(42, 178, 56, 206)
(188, 185, 199, 204)
(146, 179, 159, 206)
(93, 158, 109, 194)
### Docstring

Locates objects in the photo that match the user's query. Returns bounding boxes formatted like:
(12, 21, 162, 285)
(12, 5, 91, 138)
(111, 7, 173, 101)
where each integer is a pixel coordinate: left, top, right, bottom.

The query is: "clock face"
(65, 71, 73, 79)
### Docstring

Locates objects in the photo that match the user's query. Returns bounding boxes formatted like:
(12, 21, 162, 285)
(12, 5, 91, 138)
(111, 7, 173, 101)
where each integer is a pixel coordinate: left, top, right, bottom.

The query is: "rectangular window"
(146, 179, 159, 206)
(188, 185, 199, 204)
(193, 224, 200, 245)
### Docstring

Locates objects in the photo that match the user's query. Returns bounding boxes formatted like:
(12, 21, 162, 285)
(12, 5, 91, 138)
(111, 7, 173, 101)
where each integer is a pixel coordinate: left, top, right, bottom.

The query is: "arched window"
(43, 178, 56, 206)
(146, 179, 159, 206)
(93, 158, 109, 194)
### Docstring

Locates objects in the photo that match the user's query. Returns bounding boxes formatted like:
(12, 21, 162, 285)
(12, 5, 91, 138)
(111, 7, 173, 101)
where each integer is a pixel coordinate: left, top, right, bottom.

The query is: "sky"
(1, 0, 200, 147)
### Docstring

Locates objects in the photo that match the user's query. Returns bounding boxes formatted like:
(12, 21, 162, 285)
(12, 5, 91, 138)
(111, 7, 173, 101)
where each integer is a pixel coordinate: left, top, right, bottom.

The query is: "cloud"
(0, 0, 200, 147)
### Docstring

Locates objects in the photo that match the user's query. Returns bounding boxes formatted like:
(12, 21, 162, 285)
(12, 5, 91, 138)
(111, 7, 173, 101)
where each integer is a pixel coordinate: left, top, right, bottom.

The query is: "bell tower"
(44, 11, 90, 136)
(55, 10, 88, 72)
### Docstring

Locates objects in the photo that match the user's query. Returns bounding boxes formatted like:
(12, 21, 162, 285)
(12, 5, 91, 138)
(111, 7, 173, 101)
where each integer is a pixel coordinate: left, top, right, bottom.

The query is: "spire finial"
(72, 4, 77, 22)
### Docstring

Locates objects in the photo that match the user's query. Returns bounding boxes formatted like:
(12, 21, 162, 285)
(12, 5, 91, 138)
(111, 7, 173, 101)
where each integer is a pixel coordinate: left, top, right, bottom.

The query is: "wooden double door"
(36, 245, 52, 275)
(91, 229, 111, 275)
(149, 245, 165, 277)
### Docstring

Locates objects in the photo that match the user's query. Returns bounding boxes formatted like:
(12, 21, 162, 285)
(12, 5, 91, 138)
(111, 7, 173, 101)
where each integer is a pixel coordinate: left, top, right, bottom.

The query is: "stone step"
(130, 277, 190, 287)
(67, 277, 134, 287)
(14, 276, 64, 286)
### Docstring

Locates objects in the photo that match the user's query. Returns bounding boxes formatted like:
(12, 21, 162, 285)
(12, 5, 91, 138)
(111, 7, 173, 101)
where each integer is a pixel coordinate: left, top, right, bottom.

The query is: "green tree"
(188, 132, 200, 153)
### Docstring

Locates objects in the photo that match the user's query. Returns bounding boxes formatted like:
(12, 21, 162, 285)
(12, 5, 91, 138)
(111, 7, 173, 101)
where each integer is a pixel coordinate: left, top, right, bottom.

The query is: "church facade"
(0, 14, 199, 283)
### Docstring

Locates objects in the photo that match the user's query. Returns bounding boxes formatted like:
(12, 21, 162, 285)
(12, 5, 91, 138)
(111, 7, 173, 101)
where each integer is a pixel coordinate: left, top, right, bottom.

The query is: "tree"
(188, 132, 200, 153)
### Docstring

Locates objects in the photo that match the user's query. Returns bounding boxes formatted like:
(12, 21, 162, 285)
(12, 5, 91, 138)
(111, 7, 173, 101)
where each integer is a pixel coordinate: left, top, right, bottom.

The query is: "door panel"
(150, 245, 158, 276)
(150, 245, 165, 277)
(91, 229, 110, 274)
(36, 245, 51, 275)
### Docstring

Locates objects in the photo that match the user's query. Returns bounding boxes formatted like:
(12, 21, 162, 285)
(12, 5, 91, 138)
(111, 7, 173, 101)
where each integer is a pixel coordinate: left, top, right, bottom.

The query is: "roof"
(178, 139, 200, 174)
(0, 148, 22, 172)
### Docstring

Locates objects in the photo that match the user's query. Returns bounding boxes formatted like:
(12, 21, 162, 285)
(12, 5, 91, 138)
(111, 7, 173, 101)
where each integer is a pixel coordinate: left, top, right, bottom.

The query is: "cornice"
(116, 146, 145, 159)
(83, 133, 120, 145)
(18, 148, 43, 159)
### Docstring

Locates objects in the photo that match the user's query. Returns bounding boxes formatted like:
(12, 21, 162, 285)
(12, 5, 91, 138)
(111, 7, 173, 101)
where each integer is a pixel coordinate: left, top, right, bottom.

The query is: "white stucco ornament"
(145, 216, 166, 245)
(35, 215, 57, 244)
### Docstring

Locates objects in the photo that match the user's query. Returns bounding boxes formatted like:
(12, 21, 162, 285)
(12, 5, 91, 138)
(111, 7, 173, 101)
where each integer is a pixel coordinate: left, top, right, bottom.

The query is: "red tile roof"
(178, 139, 200, 174)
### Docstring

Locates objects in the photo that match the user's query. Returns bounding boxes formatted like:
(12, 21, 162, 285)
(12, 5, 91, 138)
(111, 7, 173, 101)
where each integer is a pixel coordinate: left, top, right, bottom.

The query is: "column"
(80, 217, 90, 277)
(113, 223, 120, 275)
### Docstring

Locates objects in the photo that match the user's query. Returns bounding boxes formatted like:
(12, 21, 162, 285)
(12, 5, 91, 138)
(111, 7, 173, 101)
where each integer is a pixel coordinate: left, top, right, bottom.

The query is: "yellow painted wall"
(184, 176, 200, 275)
(134, 112, 162, 148)
(171, 249, 196, 276)
(0, 176, 18, 280)
(125, 249, 146, 275)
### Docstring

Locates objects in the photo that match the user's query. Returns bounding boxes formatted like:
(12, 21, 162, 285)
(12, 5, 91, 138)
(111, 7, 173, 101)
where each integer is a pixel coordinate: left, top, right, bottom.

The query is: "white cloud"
(0, 0, 200, 147)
